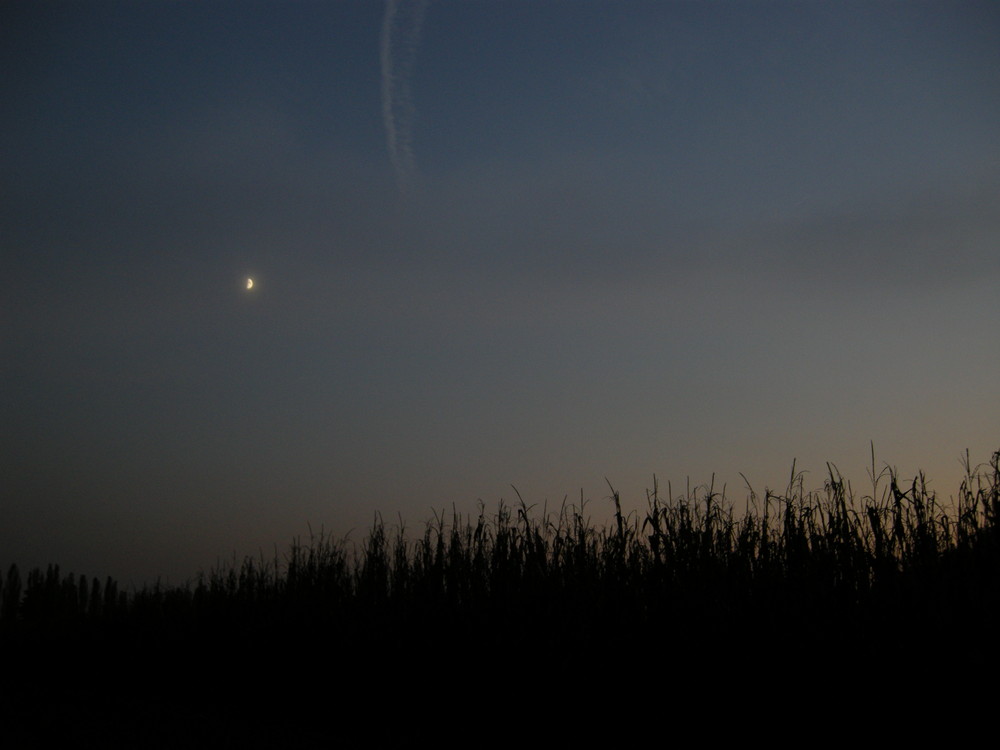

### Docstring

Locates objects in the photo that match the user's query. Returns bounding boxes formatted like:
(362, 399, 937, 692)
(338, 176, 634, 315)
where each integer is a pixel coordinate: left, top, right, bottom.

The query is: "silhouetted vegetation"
(2, 449, 998, 743)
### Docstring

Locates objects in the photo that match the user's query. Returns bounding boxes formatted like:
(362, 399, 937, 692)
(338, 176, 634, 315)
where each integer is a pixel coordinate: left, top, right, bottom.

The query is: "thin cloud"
(380, 0, 428, 195)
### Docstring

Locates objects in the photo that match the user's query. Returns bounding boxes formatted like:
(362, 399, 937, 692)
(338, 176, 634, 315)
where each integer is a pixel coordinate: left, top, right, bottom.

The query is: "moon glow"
(246, 277, 254, 290)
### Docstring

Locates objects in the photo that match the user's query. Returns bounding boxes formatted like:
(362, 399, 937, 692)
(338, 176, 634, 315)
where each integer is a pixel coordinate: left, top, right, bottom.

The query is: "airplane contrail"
(381, 0, 428, 196)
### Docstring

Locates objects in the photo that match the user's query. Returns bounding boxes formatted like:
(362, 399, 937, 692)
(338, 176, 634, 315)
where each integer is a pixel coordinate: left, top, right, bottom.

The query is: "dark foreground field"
(3, 452, 998, 746)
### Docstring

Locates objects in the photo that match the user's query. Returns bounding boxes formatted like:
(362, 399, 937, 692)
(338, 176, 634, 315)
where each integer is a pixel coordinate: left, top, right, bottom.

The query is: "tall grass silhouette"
(2, 449, 998, 742)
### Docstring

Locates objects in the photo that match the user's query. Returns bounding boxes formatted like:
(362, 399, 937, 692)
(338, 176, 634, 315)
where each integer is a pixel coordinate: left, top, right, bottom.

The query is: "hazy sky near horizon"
(3, 0, 999, 586)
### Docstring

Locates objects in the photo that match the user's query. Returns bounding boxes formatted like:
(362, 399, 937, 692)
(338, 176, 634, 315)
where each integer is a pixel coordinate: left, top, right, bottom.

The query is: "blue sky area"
(3, 1, 999, 585)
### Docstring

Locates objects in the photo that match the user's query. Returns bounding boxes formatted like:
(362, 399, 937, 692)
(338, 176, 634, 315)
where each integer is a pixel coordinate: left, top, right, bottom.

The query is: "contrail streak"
(381, 0, 428, 196)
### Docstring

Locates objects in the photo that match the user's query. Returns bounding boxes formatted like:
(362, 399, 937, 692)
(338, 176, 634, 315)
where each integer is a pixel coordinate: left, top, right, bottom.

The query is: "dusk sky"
(3, 0, 998, 587)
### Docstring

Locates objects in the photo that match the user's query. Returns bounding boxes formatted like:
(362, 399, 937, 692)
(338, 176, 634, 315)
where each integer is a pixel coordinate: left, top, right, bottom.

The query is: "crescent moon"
(246, 277, 254, 290)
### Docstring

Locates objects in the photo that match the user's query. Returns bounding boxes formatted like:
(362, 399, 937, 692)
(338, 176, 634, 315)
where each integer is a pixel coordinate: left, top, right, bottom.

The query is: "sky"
(3, 0, 999, 587)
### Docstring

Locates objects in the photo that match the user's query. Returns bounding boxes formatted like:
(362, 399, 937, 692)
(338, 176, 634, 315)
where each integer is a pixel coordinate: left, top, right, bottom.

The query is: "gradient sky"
(3, 0, 999, 587)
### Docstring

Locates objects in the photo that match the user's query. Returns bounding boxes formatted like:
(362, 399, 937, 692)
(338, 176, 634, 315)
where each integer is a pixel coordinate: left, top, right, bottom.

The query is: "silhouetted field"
(3, 450, 998, 745)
